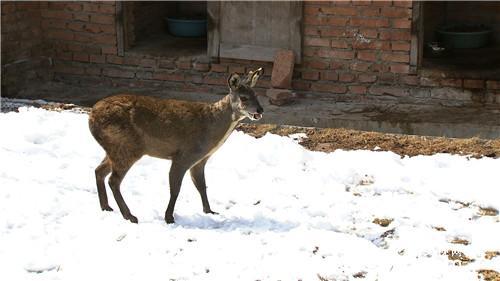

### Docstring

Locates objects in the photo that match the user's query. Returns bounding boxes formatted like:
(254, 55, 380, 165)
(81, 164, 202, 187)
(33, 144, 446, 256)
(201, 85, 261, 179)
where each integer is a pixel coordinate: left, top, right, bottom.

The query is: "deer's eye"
(240, 96, 248, 102)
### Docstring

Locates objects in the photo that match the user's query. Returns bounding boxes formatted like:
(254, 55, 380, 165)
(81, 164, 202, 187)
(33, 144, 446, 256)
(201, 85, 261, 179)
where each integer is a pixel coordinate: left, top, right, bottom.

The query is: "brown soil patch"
(372, 218, 393, 227)
(433, 226, 447, 232)
(442, 250, 475, 266)
(450, 238, 470, 246)
(485, 251, 500, 260)
(236, 124, 500, 158)
(479, 207, 499, 216)
(478, 269, 500, 281)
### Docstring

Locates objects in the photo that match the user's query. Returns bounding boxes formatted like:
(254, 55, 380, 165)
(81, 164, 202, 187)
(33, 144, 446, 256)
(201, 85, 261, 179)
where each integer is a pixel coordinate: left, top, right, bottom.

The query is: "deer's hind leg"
(95, 156, 112, 211)
(107, 156, 141, 223)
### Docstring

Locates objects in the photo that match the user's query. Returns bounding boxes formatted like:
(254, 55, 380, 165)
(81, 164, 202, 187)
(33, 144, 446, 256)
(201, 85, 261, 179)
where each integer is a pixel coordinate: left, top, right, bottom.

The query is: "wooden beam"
(207, 1, 220, 61)
(115, 1, 124, 56)
(410, 1, 423, 73)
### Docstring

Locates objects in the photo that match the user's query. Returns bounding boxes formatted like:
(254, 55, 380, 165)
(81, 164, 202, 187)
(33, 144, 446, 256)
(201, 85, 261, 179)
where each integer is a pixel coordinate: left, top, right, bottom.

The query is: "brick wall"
(1, 1, 47, 96)
(2, 0, 499, 105)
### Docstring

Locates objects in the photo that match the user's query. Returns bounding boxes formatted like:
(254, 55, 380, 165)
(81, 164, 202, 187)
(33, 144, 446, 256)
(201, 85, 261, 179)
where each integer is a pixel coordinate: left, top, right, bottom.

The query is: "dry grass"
(237, 124, 500, 158)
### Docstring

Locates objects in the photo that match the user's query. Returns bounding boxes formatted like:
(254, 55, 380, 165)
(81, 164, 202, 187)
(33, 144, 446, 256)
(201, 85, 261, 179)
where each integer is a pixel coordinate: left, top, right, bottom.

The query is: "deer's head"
(227, 68, 264, 121)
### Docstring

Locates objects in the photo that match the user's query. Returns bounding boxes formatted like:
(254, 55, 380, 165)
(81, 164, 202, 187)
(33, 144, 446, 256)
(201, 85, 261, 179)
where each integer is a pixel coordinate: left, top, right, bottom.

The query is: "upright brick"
(271, 50, 295, 89)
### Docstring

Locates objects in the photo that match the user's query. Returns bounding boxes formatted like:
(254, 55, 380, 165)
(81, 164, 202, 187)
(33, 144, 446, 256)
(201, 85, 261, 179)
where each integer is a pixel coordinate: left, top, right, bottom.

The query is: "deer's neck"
(207, 94, 242, 138)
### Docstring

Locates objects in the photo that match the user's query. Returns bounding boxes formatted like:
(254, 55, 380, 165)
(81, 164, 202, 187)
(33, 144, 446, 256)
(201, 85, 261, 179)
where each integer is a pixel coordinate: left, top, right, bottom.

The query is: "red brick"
(136, 71, 153, 80)
(153, 72, 184, 82)
(311, 83, 347, 93)
(393, 1, 413, 7)
(321, 6, 358, 16)
(304, 37, 330, 47)
(359, 29, 379, 39)
(101, 46, 117, 55)
(73, 52, 89, 62)
(73, 13, 90, 22)
(401, 75, 419, 86)
(319, 28, 345, 37)
(41, 10, 72, 20)
(359, 7, 381, 17)
(90, 14, 114, 25)
(98, 4, 116, 14)
(228, 65, 245, 74)
(381, 52, 409, 63)
(464, 79, 485, 89)
(304, 6, 320, 15)
(381, 7, 412, 18)
(420, 77, 440, 87)
(351, 62, 371, 72)
(322, 71, 339, 81)
(369, 86, 409, 97)
(140, 58, 156, 68)
(47, 30, 74, 41)
(379, 30, 411, 41)
(93, 34, 116, 45)
(389, 64, 410, 74)
(65, 2, 83, 11)
(486, 80, 500, 90)
(306, 59, 330, 70)
(292, 81, 311, 91)
(372, 1, 393, 6)
(391, 42, 411, 51)
(357, 51, 377, 62)
(339, 73, 355, 82)
(173, 60, 190, 70)
(331, 39, 350, 49)
(330, 61, 349, 70)
(304, 26, 320, 36)
(317, 49, 355, 59)
(203, 76, 226, 85)
(352, 1, 372, 6)
(85, 66, 101, 76)
(271, 50, 295, 89)
(54, 63, 85, 75)
(441, 78, 463, 88)
(353, 40, 391, 50)
(349, 85, 367, 94)
(106, 55, 123, 65)
(193, 62, 210, 72)
(89, 54, 105, 64)
(41, 19, 67, 30)
(391, 19, 412, 29)
(103, 68, 135, 79)
(302, 71, 320, 80)
(358, 74, 377, 83)
(210, 64, 227, 73)
(350, 18, 390, 28)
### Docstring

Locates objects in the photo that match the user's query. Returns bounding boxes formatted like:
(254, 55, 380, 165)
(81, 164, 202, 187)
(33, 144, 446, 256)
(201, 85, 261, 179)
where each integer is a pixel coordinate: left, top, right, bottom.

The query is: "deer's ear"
(249, 67, 263, 87)
(227, 73, 241, 91)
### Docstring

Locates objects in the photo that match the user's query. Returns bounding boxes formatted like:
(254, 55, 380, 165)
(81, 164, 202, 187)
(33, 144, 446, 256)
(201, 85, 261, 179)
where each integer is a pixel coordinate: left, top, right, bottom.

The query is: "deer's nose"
(257, 106, 263, 114)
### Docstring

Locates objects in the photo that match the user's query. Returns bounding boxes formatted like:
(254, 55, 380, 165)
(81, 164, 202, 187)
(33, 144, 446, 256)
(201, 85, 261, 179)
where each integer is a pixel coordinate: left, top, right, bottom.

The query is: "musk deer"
(88, 68, 264, 224)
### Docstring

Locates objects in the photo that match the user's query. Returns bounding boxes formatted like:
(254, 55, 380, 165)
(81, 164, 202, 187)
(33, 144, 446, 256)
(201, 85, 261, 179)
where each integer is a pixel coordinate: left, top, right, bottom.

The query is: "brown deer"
(88, 68, 264, 224)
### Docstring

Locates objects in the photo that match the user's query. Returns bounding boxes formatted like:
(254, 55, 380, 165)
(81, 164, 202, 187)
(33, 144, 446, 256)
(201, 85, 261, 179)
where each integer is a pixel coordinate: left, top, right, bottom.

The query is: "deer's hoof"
(101, 206, 113, 212)
(126, 214, 138, 224)
(165, 216, 175, 224)
(204, 209, 219, 215)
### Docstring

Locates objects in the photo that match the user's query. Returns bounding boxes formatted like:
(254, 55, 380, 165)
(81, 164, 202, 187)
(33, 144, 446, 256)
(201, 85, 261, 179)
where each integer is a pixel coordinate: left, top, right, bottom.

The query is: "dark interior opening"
(422, 1, 500, 78)
(124, 1, 207, 58)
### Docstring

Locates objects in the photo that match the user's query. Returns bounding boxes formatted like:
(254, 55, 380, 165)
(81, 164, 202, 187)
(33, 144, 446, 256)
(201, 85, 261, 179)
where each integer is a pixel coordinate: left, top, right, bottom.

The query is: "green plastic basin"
(437, 24, 492, 49)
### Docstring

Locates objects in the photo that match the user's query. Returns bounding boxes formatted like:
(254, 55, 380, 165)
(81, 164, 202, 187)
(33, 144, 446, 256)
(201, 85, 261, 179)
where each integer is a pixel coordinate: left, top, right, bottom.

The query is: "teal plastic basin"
(437, 24, 491, 49)
(165, 17, 207, 37)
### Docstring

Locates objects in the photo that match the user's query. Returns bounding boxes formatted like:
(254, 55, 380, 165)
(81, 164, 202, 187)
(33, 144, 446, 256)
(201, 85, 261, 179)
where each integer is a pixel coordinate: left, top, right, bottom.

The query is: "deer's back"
(89, 94, 212, 159)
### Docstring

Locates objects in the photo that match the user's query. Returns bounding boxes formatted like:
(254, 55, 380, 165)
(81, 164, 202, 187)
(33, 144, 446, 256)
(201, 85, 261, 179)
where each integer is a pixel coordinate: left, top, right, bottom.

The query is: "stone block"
(266, 88, 296, 106)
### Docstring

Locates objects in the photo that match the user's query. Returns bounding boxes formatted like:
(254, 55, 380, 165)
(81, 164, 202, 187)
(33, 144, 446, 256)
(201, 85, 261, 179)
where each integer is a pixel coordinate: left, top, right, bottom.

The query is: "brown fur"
(88, 70, 263, 224)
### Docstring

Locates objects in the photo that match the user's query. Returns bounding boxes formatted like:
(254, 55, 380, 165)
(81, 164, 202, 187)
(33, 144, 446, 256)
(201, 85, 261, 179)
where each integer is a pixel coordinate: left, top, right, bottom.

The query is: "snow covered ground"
(0, 106, 499, 281)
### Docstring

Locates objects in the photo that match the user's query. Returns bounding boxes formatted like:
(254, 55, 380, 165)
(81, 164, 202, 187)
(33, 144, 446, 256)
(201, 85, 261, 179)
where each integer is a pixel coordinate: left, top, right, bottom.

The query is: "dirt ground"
(236, 123, 500, 159)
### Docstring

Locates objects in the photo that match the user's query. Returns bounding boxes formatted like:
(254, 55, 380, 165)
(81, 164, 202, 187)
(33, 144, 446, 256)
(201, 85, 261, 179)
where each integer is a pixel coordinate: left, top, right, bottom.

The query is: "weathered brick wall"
(1, 1, 47, 96)
(4, 0, 499, 105)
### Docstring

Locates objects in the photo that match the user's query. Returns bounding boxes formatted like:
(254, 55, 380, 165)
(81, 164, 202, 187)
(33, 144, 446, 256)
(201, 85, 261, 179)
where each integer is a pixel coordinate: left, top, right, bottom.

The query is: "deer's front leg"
(190, 158, 218, 215)
(165, 161, 189, 224)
